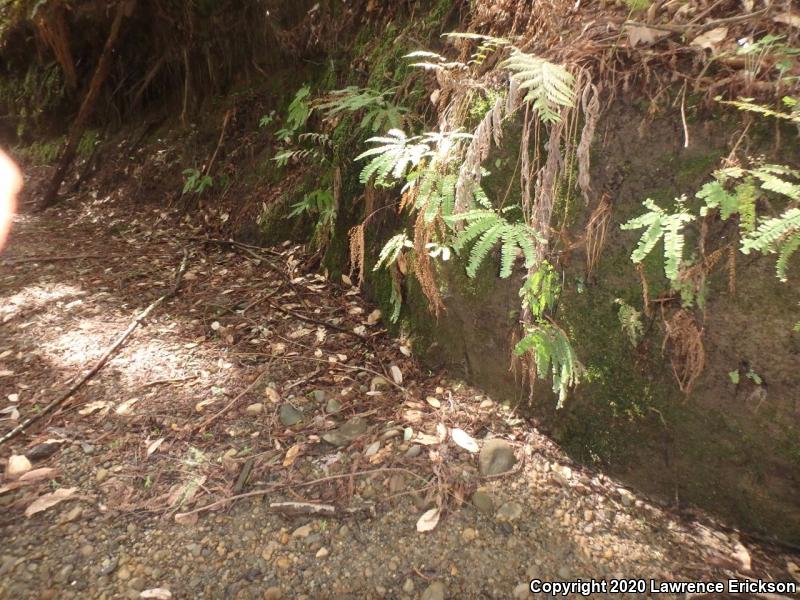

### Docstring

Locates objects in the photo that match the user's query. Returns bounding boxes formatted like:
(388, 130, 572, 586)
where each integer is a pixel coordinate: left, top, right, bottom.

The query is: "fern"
(316, 86, 407, 133)
(355, 129, 431, 186)
(446, 208, 539, 278)
(742, 208, 800, 281)
(520, 261, 560, 319)
(502, 50, 576, 123)
(514, 324, 581, 408)
(615, 299, 644, 346)
(621, 198, 694, 282)
(284, 85, 312, 134)
(373, 233, 412, 271)
(182, 168, 213, 195)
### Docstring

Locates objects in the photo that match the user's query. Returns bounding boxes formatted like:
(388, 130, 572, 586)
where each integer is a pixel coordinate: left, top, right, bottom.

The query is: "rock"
(315, 547, 329, 559)
(6, 455, 31, 479)
(322, 417, 367, 447)
(364, 441, 380, 457)
(462, 528, 478, 542)
(264, 587, 282, 600)
(557, 566, 570, 580)
(117, 566, 131, 581)
(479, 439, 516, 476)
(96, 467, 109, 483)
(25, 442, 61, 462)
(59, 505, 82, 524)
(421, 581, 446, 600)
(186, 543, 201, 557)
(292, 525, 312, 538)
(245, 403, 264, 416)
(513, 583, 529, 599)
(404, 445, 422, 459)
(471, 489, 494, 514)
(583, 509, 594, 522)
(479, 399, 494, 409)
(128, 577, 145, 591)
(279, 404, 303, 427)
(402, 578, 415, 594)
(369, 376, 390, 392)
(275, 557, 291, 570)
(312, 390, 326, 403)
(496, 502, 523, 523)
(325, 398, 342, 414)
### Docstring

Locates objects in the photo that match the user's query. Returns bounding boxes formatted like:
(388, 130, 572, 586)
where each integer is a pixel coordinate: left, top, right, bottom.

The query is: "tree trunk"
(40, 0, 136, 210)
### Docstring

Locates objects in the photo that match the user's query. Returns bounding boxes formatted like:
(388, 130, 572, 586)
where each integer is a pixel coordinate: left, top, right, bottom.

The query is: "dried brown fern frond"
(412, 211, 445, 317)
(637, 264, 651, 317)
(585, 193, 611, 276)
(662, 309, 705, 395)
(348, 223, 365, 287)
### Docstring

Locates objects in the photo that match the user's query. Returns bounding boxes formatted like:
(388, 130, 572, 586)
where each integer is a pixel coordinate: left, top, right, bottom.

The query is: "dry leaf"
(366, 309, 381, 325)
(115, 397, 140, 415)
(690, 27, 728, 52)
(19, 467, 58, 482)
(341, 274, 353, 286)
(775, 12, 800, 28)
(436, 423, 447, 443)
(283, 443, 303, 467)
(140, 589, 172, 599)
(425, 396, 441, 408)
(174, 511, 198, 525)
(78, 400, 111, 416)
(451, 428, 479, 453)
(390, 365, 403, 385)
(146, 437, 165, 457)
(25, 487, 77, 517)
(416, 507, 440, 532)
(625, 24, 669, 47)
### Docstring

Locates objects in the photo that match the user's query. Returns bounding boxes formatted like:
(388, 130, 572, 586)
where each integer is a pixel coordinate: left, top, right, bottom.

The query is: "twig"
(184, 236, 283, 258)
(267, 501, 376, 519)
(680, 82, 690, 149)
(0, 250, 190, 446)
(264, 298, 368, 344)
(175, 467, 427, 519)
(2, 254, 103, 265)
(193, 366, 272, 433)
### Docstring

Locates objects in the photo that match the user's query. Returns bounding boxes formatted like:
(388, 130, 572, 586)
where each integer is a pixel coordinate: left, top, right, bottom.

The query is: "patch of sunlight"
(0, 283, 86, 324)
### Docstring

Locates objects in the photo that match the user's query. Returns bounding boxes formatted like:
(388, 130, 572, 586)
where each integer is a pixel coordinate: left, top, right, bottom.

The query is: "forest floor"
(1, 197, 799, 600)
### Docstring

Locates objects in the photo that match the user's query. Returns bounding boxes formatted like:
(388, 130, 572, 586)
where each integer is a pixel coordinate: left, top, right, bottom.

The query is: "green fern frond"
(776, 233, 800, 282)
(514, 324, 581, 408)
(374, 233, 412, 271)
(742, 208, 800, 254)
(447, 209, 541, 278)
(503, 50, 575, 123)
(621, 198, 693, 282)
(520, 261, 560, 319)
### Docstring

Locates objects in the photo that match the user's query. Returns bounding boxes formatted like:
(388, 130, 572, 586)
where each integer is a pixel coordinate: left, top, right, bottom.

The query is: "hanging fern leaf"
(502, 50, 575, 123)
(374, 233, 412, 271)
(775, 233, 800, 282)
(514, 323, 581, 408)
(621, 198, 694, 282)
(447, 209, 540, 278)
(520, 261, 560, 319)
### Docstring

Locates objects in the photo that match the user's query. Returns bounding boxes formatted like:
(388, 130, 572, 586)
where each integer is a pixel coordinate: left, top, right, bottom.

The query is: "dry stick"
(40, 0, 136, 210)
(194, 366, 272, 433)
(175, 467, 428, 519)
(0, 250, 189, 447)
(2, 254, 103, 265)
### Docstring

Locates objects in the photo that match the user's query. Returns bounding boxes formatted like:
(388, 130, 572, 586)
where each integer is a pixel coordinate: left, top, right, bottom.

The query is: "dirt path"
(1, 199, 798, 600)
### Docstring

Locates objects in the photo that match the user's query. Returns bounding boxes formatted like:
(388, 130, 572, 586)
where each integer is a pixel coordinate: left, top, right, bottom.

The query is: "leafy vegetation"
(182, 168, 213, 195)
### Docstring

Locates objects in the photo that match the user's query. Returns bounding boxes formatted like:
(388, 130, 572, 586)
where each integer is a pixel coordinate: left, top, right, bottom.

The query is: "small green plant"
(316, 86, 408, 133)
(514, 323, 581, 408)
(275, 85, 312, 141)
(182, 168, 213, 195)
(615, 299, 644, 346)
(287, 188, 336, 251)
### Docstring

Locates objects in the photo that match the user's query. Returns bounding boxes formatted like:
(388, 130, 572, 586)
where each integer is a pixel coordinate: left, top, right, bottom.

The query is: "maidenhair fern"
(446, 208, 539, 278)
(615, 299, 644, 346)
(621, 198, 694, 282)
(373, 233, 412, 271)
(514, 323, 581, 409)
(502, 50, 576, 123)
(742, 208, 800, 281)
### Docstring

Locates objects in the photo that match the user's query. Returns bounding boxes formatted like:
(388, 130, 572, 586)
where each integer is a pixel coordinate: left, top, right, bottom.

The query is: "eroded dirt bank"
(1, 199, 799, 599)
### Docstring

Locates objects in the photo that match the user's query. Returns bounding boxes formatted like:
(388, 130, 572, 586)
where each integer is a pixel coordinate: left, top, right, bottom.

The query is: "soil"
(1, 197, 799, 599)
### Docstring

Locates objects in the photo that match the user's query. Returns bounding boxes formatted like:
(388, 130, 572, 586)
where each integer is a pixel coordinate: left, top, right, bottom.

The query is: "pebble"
(292, 525, 312, 538)
(404, 445, 422, 459)
(496, 501, 523, 523)
(471, 489, 494, 514)
(513, 582, 530, 599)
(245, 403, 264, 416)
(462, 528, 478, 542)
(275, 557, 291, 570)
(315, 547, 329, 559)
(6, 455, 31, 478)
(421, 581, 446, 600)
(264, 587, 282, 600)
(402, 578, 415, 594)
(279, 404, 303, 427)
(96, 467, 109, 483)
(479, 439, 517, 476)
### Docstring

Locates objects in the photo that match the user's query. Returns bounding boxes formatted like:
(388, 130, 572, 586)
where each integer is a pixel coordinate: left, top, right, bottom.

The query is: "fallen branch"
(2, 254, 103, 265)
(268, 501, 376, 519)
(174, 467, 427, 519)
(0, 250, 189, 446)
